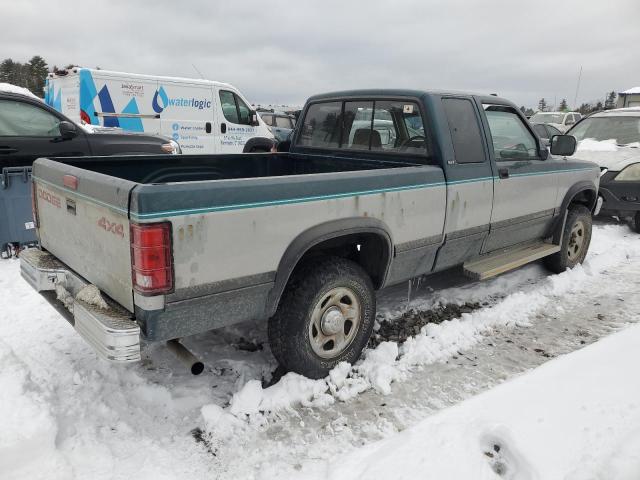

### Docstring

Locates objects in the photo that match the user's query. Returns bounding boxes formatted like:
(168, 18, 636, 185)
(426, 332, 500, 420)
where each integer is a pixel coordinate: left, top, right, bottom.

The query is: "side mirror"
(58, 121, 78, 140)
(550, 135, 576, 156)
(249, 110, 259, 127)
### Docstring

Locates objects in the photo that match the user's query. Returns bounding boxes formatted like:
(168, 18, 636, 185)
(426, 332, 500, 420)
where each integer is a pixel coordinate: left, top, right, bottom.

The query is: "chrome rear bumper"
(20, 249, 141, 363)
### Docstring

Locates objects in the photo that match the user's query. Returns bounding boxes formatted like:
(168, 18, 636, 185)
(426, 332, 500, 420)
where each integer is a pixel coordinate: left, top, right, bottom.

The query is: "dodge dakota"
(21, 89, 600, 378)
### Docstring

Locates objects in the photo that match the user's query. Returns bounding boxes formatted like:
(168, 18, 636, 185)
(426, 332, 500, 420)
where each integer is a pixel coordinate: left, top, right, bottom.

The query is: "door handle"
(220, 123, 227, 134)
(498, 168, 509, 179)
(0, 147, 18, 154)
(205, 122, 212, 134)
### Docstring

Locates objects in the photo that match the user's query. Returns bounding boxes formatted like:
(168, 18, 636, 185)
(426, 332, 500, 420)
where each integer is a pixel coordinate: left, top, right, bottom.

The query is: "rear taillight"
(130, 222, 173, 295)
(31, 180, 39, 228)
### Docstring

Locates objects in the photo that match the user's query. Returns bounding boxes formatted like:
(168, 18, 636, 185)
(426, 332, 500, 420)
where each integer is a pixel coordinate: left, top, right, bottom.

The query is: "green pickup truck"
(21, 89, 600, 378)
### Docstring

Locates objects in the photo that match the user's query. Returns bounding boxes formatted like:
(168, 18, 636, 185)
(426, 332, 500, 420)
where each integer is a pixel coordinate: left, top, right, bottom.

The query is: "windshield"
(570, 117, 640, 145)
(530, 113, 565, 124)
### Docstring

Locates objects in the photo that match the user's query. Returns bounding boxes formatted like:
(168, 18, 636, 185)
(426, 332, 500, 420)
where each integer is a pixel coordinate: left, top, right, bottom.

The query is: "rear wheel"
(544, 205, 592, 273)
(268, 256, 375, 379)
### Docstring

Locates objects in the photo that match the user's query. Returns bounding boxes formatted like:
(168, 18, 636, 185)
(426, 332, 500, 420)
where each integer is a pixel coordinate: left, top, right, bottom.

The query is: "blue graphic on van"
(79, 69, 100, 125)
(119, 98, 144, 132)
(172, 123, 179, 131)
(152, 86, 169, 113)
(172, 133, 179, 141)
(98, 85, 120, 128)
(153, 85, 212, 112)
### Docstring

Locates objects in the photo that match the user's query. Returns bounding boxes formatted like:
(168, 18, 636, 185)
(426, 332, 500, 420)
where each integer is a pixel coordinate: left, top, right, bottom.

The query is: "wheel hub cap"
(309, 287, 362, 359)
(321, 307, 345, 335)
(568, 220, 585, 260)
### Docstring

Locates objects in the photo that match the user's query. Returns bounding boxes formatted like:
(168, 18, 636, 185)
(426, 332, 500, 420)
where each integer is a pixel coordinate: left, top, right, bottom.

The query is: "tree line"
(0, 56, 50, 97)
(0, 56, 79, 99)
(523, 91, 618, 116)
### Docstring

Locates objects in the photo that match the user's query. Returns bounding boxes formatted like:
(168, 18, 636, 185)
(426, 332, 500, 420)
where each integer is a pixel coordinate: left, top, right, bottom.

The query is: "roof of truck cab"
(306, 89, 514, 104)
(48, 68, 235, 89)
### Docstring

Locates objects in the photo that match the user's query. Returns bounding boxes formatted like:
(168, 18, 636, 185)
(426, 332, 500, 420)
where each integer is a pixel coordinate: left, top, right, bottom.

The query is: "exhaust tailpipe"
(167, 339, 204, 375)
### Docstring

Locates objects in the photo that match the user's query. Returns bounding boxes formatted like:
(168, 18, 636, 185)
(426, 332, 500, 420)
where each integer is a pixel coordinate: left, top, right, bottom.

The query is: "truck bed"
(57, 152, 420, 184)
(32, 153, 442, 319)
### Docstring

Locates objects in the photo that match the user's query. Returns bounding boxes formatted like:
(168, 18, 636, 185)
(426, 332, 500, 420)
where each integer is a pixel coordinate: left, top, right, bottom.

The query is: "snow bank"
(216, 225, 638, 420)
(0, 340, 69, 478)
(310, 322, 640, 480)
(0, 83, 41, 100)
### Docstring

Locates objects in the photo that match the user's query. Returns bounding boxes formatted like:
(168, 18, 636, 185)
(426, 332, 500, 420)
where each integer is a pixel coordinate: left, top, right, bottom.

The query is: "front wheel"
(544, 205, 593, 273)
(268, 256, 375, 379)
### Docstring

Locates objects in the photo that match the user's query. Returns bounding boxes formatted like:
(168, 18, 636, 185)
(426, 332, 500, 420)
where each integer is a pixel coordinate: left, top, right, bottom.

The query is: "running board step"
(463, 242, 560, 281)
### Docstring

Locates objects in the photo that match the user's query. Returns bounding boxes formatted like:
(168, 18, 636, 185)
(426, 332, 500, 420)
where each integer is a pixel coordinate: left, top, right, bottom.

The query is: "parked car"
(567, 107, 640, 232)
(531, 123, 563, 146)
(0, 84, 180, 255)
(259, 112, 296, 142)
(45, 67, 274, 154)
(21, 89, 599, 379)
(529, 111, 582, 133)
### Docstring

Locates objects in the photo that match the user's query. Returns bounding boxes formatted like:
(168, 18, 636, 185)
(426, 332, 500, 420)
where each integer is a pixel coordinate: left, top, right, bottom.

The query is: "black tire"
(633, 212, 640, 234)
(268, 256, 375, 379)
(544, 205, 592, 273)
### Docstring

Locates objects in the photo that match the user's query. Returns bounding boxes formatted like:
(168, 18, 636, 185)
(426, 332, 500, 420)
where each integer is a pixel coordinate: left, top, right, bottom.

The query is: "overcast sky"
(4, 0, 639, 108)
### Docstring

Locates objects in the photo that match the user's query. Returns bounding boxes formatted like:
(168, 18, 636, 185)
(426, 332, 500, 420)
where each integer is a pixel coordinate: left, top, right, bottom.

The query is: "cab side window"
(0, 100, 61, 137)
(483, 105, 538, 160)
(261, 115, 273, 126)
(219, 90, 252, 126)
(442, 98, 485, 163)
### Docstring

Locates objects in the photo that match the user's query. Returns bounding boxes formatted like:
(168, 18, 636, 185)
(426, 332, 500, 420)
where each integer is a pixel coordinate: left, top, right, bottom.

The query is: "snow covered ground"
(1, 222, 639, 479)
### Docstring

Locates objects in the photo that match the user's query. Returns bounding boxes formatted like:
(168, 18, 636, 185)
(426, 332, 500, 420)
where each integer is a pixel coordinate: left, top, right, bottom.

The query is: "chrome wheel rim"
(567, 219, 586, 260)
(309, 287, 361, 359)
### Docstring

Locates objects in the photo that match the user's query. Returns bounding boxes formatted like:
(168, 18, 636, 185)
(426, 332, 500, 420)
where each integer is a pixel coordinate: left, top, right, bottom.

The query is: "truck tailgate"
(32, 159, 136, 311)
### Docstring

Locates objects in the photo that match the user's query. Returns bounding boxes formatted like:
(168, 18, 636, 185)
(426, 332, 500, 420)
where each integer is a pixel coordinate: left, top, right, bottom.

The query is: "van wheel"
(268, 256, 375, 379)
(544, 205, 592, 273)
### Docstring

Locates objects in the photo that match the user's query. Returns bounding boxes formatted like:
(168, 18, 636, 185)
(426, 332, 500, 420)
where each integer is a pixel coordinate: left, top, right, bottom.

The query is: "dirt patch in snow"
(370, 302, 482, 347)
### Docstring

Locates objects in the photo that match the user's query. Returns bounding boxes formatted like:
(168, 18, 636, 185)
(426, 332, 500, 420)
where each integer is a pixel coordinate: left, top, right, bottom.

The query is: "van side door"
(433, 96, 495, 270)
(480, 103, 559, 252)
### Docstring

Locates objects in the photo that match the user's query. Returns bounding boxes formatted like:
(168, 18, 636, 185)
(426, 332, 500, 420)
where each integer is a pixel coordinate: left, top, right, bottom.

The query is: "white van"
(44, 68, 274, 154)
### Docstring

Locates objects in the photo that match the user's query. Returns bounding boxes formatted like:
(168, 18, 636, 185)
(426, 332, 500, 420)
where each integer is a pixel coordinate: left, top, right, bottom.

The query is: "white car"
(530, 111, 582, 133)
(568, 107, 640, 231)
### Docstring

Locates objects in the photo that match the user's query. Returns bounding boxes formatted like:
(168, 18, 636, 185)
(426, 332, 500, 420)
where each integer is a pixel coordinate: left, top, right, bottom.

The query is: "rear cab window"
(297, 98, 428, 157)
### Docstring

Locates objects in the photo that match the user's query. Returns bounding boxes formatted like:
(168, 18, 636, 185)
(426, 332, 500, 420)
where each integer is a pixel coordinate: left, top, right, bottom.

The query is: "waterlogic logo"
(152, 86, 212, 113)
